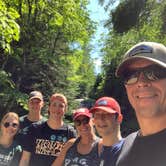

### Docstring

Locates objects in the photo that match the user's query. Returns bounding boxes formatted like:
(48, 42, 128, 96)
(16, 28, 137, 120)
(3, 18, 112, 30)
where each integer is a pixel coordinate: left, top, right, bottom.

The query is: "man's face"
(125, 59, 166, 120)
(49, 99, 66, 119)
(93, 110, 118, 137)
(28, 98, 44, 112)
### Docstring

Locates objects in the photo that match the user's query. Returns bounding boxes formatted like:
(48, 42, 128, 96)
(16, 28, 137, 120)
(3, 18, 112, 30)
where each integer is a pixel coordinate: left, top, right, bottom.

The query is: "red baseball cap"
(90, 97, 123, 122)
(73, 108, 92, 120)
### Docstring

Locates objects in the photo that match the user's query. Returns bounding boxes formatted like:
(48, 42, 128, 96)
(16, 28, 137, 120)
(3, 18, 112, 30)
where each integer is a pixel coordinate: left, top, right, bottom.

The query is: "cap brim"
(116, 56, 166, 77)
(29, 96, 42, 100)
(90, 106, 117, 114)
(73, 113, 91, 120)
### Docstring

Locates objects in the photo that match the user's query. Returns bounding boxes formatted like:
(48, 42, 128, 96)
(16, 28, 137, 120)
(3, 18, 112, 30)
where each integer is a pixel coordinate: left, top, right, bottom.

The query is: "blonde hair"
(1, 112, 19, 125)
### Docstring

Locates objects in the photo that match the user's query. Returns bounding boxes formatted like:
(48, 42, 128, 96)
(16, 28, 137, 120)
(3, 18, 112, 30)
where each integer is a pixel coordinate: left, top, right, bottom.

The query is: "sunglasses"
(123, 64, 166, 85)
(3, 122, 19, 128)
(74, 117, 90, 126)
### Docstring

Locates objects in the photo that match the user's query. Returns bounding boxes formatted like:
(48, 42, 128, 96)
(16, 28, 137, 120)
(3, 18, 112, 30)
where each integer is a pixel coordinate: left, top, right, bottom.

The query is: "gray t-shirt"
(0, 140, 22, 166)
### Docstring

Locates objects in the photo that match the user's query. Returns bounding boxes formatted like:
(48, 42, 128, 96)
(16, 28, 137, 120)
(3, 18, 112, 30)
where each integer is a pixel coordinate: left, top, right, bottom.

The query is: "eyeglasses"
(74, 117, 90, 126)
(123, 64, 166, 85)
(3, 122, 19, 128)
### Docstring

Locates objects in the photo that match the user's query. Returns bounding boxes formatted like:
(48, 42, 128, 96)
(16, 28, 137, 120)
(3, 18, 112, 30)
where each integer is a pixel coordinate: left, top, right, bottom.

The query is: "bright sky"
(87, 0, 109, 74)
(87, 0, 119, 74)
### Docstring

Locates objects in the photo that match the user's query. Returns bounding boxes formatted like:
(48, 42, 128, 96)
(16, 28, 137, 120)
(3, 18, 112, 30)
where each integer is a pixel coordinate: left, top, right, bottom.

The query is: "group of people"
(0, 41, 165, 166)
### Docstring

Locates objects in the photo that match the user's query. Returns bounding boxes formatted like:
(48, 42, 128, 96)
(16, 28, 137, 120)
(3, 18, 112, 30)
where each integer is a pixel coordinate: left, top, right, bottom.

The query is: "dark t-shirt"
(0, 140, 22, 166)
(22, 122, 76, 166)
(116, 129, 166, 166)
(17, 115, 47, 145)
(19, 115, 47, 132)
(63, 137, 100, 166)
(99, 139, 124, 166)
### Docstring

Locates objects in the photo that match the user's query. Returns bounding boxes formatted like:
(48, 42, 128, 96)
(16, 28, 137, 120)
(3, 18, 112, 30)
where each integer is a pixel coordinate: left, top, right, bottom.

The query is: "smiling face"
(49, 98, 66, 119)
(93, 110, 118, 137)
(1, 113, 19, 138)
(74, 115, 93, 137)
(125, 59, 166, 120)
(28, 98, 44, 113)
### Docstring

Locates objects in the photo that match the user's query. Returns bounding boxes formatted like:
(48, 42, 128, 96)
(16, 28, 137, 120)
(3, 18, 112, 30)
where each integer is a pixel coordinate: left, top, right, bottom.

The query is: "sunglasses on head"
(123, 64, 166, 85)
(74, 117, 90, 126)
(3, 122, 19, 128)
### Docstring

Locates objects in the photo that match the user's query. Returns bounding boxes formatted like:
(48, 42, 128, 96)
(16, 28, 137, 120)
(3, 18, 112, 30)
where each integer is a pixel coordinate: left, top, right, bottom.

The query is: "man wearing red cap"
(90, 97, 124, 166)
(115, 42, 166, 166)
(19, 93, 76, 166)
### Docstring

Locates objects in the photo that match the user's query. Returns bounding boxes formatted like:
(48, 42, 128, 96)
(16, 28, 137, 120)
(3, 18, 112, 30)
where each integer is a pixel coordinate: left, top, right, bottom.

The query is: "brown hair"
(48, 93, 68, 113)
(50, 93, 67, 105)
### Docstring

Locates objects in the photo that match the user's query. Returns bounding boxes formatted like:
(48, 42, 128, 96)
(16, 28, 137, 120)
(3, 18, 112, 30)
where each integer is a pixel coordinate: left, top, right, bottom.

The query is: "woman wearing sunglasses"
(0, 112, 22, 166)
(52, 108, 100, 166)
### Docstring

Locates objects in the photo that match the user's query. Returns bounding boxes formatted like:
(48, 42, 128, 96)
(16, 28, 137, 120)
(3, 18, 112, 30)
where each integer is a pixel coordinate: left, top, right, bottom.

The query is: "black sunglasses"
(3, 122, 19, 128)
(123, 64, 166, 85)
(74, 117, 90, 126)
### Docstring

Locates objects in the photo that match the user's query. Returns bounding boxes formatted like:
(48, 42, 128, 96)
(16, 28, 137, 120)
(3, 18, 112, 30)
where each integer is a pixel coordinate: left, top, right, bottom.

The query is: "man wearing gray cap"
(115, 42, 166, 166)
(19, 91, 46, 130)
(18, 91, 46, 144)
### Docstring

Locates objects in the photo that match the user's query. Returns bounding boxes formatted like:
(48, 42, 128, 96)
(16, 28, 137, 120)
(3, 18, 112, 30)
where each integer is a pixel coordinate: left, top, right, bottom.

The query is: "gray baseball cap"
(29, 91, 43, 101)
(116, 41, 166, 77)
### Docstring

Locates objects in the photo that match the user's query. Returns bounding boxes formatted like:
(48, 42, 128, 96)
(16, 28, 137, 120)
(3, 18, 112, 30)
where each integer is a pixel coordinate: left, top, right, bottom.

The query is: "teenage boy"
(19, 93, 76, 166)
(90, 96, 124, 166)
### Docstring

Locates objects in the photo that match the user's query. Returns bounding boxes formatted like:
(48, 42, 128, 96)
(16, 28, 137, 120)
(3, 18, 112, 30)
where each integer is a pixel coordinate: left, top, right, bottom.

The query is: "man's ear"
(91, 117, 95, 125)
(117, 114, 123, 123)
(65, 105, 68, 112)
(41, 101, 44, 107)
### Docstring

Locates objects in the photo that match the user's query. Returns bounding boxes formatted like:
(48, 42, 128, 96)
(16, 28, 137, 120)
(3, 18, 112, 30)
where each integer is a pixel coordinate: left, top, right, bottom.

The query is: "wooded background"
(0, 0, 166, 136)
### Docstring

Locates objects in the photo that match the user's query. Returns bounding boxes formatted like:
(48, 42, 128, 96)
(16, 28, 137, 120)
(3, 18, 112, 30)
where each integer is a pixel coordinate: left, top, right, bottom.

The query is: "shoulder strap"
(116, 131, 138, 165)
(66, 124, 71, 138)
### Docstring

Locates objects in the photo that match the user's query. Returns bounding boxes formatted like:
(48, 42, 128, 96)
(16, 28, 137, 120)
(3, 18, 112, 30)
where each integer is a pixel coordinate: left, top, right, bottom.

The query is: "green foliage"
(0, 0, 20, 52)
(111, 0, 145, 33)
(67, 46, 96, 99)
(0, 0, 96, 118)
(95, 0, 166, 135)
(0, 70, 27, 116)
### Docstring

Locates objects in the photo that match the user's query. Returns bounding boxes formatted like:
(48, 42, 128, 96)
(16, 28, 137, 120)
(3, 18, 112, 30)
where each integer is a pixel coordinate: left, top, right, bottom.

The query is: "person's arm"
(51, 138, 76, 166)
(19, 151, 31, 166)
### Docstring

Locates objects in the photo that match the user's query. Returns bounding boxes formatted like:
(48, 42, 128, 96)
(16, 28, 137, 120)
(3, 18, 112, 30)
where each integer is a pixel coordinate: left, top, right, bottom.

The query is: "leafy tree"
(111, 0, 146, 33)
(95, 0, 166, 136)
(0, 0, 96, 118)
(0, 0, 20, 53)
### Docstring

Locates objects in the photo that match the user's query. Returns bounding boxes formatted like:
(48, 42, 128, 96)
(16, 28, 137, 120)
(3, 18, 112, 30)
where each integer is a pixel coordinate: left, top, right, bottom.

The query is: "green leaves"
(95, 0, 166, 135)
(0, 0, 96, 118)
(0, 0, 20, 53)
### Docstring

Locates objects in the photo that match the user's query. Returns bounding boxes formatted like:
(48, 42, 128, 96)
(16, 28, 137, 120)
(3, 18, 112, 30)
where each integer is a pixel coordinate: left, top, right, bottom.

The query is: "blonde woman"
(0, 112, 22, 166)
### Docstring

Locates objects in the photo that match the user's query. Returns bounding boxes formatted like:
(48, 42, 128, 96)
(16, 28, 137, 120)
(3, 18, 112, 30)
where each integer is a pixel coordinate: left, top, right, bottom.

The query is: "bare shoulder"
(62, 138, 76, 151)
(51, 138, 77, 166)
